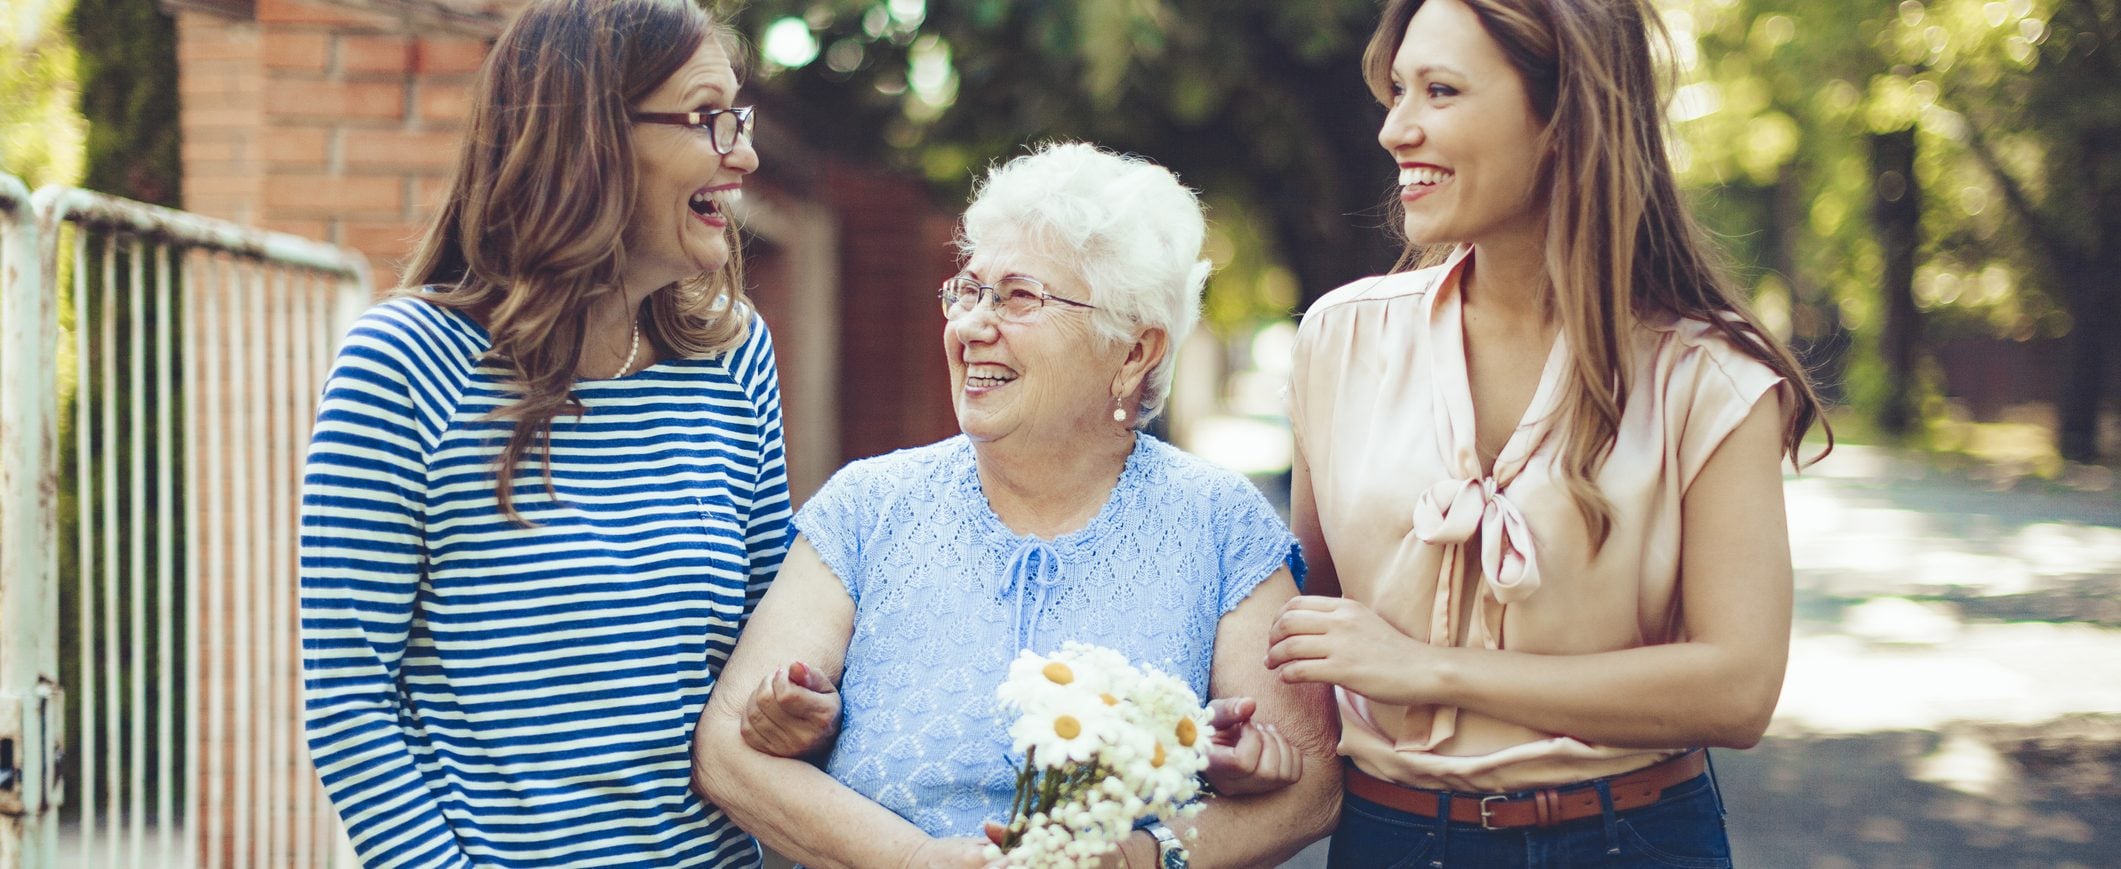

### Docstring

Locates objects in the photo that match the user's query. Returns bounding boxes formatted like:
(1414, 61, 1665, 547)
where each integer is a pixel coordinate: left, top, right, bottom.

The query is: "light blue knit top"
(795, 434, 1302, 837)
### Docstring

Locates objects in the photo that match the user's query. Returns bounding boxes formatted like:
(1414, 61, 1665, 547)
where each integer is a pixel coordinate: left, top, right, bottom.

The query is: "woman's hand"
(739, 660, 841, 758)
(898, 837, 996, 869)
(1201, 697, 1302, 796)
(1266, 595, 1432, 706)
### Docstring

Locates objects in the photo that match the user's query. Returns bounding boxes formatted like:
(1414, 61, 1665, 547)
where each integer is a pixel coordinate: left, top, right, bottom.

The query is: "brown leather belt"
(1346, 750, 1708, 830)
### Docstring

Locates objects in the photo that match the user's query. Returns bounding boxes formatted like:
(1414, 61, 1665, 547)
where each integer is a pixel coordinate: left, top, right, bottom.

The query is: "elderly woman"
(690, 143, 1340, 867)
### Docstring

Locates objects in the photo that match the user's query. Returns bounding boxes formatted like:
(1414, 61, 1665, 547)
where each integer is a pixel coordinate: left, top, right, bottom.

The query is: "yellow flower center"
(1042, 662, 1075, 685)
(1175, 718, 1198, 748)
(1151, 742, 1167, 768)
(1053, 715, 1082, 740)
(1100, 694, 1119, 706)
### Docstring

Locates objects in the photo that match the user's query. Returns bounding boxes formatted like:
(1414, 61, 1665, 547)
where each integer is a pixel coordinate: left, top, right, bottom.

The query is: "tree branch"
(1947, 100, 2075, 270)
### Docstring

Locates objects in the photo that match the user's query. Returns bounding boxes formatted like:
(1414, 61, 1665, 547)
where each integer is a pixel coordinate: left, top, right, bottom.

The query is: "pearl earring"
(1112, 406, 1127, 423)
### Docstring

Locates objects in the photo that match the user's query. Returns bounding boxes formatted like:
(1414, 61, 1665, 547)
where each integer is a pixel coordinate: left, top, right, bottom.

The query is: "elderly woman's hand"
(739, 661, 841, 758)
(1200, 696, 1304, 796)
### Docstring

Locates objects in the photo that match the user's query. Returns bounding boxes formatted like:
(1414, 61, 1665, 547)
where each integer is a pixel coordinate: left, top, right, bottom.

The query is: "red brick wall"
(175, 11, 266, 228)
(819, 164, 962, 464)
(177, 0, 490, 286)
(175, 0, 961, 479)
(176, 0, 962, 471)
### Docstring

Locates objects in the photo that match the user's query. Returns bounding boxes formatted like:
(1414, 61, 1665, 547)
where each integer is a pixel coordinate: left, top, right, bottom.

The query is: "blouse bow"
(998, 538, 1064, 652)
(1411, 475, 1542, 605)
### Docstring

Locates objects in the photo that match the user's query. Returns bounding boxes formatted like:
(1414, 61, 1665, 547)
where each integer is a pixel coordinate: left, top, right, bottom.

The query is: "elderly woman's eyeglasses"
(630, 106, 755, 155)
(938, 275, 1097, 322)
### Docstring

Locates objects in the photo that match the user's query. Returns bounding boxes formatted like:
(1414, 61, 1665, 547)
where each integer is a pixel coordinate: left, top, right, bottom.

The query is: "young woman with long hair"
(1269, 0, 1829, 865)
(297, 1, 788, 865)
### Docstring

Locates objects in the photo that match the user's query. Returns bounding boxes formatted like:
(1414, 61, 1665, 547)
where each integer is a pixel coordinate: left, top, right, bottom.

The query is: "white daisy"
(1011, 690, 1117, 767)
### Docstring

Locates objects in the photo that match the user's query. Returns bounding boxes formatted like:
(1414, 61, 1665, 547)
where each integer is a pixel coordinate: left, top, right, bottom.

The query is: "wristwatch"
(1146, 822, 1188, 869)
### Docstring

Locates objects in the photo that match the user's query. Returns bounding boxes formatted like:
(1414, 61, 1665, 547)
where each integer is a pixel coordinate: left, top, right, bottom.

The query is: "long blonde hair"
(402, 0, 752, 525)
(1363, 0, 1830, 551)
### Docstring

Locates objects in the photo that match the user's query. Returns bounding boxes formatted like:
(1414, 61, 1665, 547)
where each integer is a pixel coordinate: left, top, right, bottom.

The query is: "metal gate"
(0, 173, 374, 868)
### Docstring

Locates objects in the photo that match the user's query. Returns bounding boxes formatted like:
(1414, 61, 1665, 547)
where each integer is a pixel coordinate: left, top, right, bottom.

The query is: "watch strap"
(1146, 821, 1187, 868)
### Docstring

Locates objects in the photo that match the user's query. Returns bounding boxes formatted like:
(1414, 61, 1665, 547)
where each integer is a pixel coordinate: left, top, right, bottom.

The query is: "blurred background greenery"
(6, 0, 2114, 471)
(718, 0, 2118, 474)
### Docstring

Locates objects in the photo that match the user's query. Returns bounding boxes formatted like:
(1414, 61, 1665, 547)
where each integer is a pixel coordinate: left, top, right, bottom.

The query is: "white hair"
(958, 141, 1210, 426)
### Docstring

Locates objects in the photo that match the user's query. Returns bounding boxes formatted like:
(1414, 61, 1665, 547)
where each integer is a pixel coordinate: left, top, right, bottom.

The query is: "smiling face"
(622, 35, 757, 294)
(1379, 0, 1547, 249)
(943, 238, 1130, 449)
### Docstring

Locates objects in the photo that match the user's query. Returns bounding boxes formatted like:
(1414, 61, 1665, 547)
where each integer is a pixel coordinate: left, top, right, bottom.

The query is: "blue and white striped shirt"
(299, 297, 791, 868)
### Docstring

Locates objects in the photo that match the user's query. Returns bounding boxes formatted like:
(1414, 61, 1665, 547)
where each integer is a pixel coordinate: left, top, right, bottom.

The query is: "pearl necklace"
(606, 319, 641, 379)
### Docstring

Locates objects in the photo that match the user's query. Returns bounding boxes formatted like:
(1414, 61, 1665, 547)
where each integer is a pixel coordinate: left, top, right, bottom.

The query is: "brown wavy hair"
(1363, 0, 1830, 551)
(402, 0, 752, 525)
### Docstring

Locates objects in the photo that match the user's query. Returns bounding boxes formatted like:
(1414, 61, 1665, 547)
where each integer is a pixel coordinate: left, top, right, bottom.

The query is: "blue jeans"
(1327, 768, 1734, 868)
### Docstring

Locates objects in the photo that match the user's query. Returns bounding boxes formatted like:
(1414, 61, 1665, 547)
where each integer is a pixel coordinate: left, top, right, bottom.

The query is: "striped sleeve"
(298, 306, 473, 869)
(734, 311, 792, 623)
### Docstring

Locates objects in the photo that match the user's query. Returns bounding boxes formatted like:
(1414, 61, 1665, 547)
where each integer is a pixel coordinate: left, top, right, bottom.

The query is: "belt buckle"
(1479, 794, 1506, 830)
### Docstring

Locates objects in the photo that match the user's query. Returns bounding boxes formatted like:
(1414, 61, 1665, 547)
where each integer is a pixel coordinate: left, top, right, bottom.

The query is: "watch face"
(1161, 850, 1187, 869)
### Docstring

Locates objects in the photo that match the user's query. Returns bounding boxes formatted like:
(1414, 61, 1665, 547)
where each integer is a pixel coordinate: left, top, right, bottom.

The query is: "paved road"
(1721, 446, 2121, 868)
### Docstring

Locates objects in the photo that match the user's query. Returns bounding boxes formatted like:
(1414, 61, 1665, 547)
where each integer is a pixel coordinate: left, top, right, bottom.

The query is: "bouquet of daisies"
(984, 642, 1213, 868)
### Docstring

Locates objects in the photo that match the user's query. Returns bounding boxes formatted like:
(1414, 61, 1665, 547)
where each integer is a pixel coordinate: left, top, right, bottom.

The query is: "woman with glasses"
(689, 142, 1340, 867)
(1270, 1, 1831, 866)
(297, 0, 784, 866)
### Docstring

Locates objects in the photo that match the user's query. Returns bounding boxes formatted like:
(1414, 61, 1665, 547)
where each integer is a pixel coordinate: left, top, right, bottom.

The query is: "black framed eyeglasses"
(938, 274, 1097, 323)
(630, 105, 755, 155)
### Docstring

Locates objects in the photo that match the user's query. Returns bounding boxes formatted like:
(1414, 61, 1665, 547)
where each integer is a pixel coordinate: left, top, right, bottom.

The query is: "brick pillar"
(179, 0, 491, 288)
(176, 11, 268, 227)
(824, 165, 960, 463)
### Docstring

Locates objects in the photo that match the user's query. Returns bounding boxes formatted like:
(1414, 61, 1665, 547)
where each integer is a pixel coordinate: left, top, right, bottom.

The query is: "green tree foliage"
(70, 0, 180, 205)
(20, 0, 187, 813)
(729, 0, 1403, 326)
(1909, 0, 2121, 462)
(1665, 0, 1883, 408)
(1669, 0, 2113, 459)
(735, 0, 2114, 458)
(0, 0, 88, 187)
